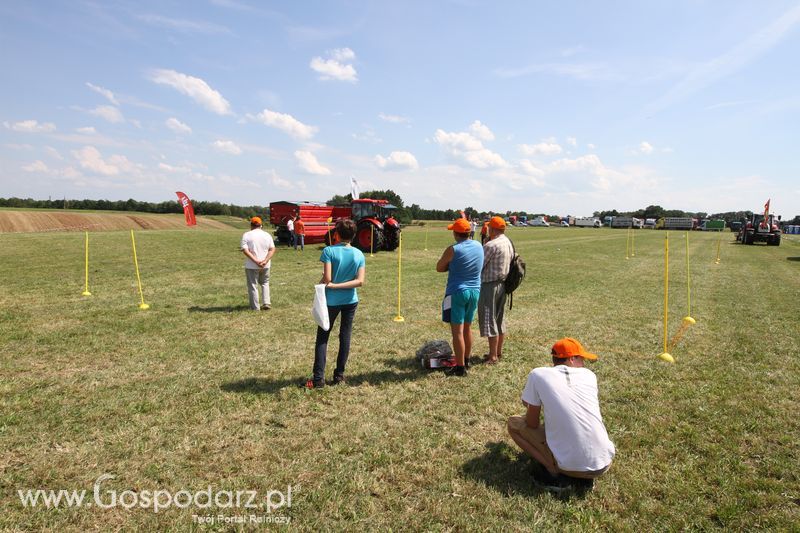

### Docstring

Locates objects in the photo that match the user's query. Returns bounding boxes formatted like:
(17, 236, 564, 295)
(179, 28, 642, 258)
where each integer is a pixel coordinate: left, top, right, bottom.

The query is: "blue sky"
(2, 1, 799, 217)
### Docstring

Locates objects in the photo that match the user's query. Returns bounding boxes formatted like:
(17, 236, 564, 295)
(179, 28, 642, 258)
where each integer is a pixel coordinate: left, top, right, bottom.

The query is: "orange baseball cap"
(489, 216, 506, 229)
(551, 338, 598, 360)
(250, 216, 262, 225)
(447, 218, 471, 233)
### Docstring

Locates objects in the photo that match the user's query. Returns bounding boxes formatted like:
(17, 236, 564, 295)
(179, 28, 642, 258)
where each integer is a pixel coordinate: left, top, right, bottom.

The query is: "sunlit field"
(2, 221, 799, 530)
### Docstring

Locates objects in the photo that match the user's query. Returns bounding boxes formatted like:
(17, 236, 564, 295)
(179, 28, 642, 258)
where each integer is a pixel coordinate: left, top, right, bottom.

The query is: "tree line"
(0, 197, 268, 219)
(3, 195, 798, 227)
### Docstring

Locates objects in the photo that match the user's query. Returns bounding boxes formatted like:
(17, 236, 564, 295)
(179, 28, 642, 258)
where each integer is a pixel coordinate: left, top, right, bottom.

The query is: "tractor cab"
(351, 199, 397, 223)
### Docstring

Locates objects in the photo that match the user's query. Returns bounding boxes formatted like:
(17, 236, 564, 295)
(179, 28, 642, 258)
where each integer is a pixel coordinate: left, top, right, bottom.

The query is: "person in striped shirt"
(478, 216, 514, 364)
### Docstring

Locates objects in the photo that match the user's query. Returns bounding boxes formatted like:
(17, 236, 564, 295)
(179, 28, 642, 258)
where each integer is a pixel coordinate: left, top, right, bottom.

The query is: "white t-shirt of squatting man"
(241, 229, 275, 269)
(521, 365, 616, 472)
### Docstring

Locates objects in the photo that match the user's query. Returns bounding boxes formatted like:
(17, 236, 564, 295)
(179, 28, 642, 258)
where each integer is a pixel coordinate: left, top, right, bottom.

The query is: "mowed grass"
(1, 223, 799, 531)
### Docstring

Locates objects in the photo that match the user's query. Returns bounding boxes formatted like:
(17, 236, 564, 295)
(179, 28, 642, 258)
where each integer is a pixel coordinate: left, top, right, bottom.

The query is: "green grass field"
(2, 223, 799, 530)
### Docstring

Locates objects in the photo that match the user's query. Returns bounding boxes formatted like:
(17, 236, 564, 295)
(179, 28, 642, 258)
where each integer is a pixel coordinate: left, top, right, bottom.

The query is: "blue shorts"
(449, 288, 479, 324)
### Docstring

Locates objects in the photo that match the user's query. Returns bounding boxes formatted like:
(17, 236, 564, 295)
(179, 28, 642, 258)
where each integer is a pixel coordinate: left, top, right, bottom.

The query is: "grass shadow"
(221, 366, 426, 395)
(787, 257, 800, 262)
(461, 442, 591, 500)
(188, 305, 252, 313)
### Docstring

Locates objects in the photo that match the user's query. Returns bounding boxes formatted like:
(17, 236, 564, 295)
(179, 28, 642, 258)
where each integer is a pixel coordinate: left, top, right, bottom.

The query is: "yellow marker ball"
(658, 352, 675, 363)
(683, 316, 696, 325)
(139, 303, 150, 310)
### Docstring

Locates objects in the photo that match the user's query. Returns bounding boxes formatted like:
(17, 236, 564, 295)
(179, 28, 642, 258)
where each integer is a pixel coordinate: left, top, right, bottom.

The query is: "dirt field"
(0, 210, 234, 233)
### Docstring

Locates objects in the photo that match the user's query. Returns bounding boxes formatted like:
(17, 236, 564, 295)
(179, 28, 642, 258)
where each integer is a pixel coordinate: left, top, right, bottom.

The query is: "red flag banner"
(175, 191, 197, 226)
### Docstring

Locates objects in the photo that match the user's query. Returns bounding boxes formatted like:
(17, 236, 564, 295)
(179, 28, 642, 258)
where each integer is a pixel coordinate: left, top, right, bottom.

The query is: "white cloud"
(72, 146, 120, 176)
(44, 146, 63, 160)
(90, 105, 125, 124)
(165, 117, 192, 134)
(434, 125, 507, 169)
(566, 137, 577, 147)
(212, 140, 243, 155)
(149, 69, 232, 115)
(587, 143, 597, 150)
(518, 141, 563, 156)
(137, 14, 230, 34)
(86, 82, 119, 105)
(260, 169, 306, 190)
(4, 120, 56, 133)
(294, 150, 331, 175)
(252, 109, 317, 140)
(519, 159, 544, 177)
(22, 160, 49, 172)
(378, 112, 411, 124)
(469, 120, 495, 141)
(158, 162, 191, 173)
(638, 141, 654, 154)
(644, 4, 800, 116)
(375, 151, 419, 171)
(310, 47, 358, 82)
(76, 127, 97, 134)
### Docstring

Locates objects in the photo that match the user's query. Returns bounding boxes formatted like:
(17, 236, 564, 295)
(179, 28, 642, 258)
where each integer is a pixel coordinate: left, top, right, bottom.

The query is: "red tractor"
(269, 198, 401, 253)
(738, 213, 781, 246)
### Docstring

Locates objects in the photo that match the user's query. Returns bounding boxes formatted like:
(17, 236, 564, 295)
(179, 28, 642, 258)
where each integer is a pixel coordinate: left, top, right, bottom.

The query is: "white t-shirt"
(287, 219, 294, 232)
(241, 228, 275, 269)
(521, 366, 615, 472)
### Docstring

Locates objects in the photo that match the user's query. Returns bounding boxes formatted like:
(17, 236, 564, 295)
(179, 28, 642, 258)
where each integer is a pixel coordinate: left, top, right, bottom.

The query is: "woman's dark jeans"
(313, 303, 358, 383)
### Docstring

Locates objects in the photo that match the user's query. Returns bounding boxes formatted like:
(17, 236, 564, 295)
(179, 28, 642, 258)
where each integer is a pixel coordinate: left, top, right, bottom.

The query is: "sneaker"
(332, 374, 345, 385)
(464, 356, 471, 369)
(531, 468, 571, 494)
(304, 379, 324, 389)
(261, 304, 271, 311)
(444, 365, 467, 377)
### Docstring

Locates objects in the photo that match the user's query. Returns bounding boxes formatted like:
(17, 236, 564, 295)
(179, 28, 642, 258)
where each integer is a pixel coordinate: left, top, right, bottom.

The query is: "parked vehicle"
(656, 217, 697, 230)
(560, 220, 570, 227)
(700, 219, 726, 231)
(574, 217, 602, 228)
(530, 217, 550, 227)
(611, 217, 644, 229)
(269, 198, 401, 253)
(644, 218, 656, 229)
(738, 213, 781, 246)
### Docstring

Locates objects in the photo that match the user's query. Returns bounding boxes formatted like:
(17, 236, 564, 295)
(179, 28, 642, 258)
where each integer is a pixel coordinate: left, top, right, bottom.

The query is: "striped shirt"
(481, 234, 513, 283)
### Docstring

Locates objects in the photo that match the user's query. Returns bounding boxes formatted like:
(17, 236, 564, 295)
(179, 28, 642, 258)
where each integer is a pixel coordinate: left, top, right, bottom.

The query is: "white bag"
(312, 283, 330, 331)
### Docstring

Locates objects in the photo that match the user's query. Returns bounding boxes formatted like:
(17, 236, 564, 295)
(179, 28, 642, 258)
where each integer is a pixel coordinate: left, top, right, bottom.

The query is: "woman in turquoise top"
(436, 218, 483, 376)
(307, 219, 366, 388)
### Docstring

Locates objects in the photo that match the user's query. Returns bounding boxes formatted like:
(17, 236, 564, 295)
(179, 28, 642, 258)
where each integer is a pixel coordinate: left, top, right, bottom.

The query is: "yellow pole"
(81, 231, 92, 296)
(625, 227, 630, 260)
(370, 224, 374, 257)
(715, 222, 724, 264)
(684, 232, 695, 325)
(658, 233, 674, 363)
(130, 230, 150, 310)
(393, 232, 405, 322)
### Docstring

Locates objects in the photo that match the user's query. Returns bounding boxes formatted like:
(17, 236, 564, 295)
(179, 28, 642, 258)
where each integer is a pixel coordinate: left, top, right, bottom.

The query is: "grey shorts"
(478, 280, 507, 337)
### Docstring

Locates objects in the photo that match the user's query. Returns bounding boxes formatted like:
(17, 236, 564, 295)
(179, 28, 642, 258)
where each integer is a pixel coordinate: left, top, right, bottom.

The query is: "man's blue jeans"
(313, 303, 358, 383)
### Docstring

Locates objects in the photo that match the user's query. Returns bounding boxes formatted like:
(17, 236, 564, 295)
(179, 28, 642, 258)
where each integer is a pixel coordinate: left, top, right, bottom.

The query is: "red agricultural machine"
(737, 199, 781, 246)
(269, 199, 401, 253)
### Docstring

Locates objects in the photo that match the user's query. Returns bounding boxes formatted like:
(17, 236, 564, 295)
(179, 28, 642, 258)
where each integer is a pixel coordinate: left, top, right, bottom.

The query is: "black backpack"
(504, 240, 526, 309)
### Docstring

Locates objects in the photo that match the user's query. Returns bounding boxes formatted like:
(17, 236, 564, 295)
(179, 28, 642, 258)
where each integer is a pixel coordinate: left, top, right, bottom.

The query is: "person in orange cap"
(240, 216, 276, 310)
(436, 218, 484, 376)
(507, 338, 615, 492)
(479, 216, 514, 364)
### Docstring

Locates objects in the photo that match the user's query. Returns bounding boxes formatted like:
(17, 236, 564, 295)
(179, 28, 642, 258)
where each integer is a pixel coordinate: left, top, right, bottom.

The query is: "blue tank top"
(445, 239, 484, 295)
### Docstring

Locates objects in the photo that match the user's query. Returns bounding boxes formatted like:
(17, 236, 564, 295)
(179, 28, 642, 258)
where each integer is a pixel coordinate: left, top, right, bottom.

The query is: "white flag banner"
(350, 176, 360, 199)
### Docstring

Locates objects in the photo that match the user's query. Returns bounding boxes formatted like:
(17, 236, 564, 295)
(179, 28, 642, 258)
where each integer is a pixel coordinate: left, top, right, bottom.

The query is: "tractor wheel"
(745, 232, 755, 245)
(354, 222, 383, 253)
(768, 234, 781, 246)
(383, 227, 400, 251)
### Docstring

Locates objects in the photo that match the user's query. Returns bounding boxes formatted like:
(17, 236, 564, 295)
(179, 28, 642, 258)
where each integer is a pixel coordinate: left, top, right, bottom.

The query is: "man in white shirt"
(507, 337, 615, 491)
(286, 216, 295, 248)
(241, 217, 276, 310)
